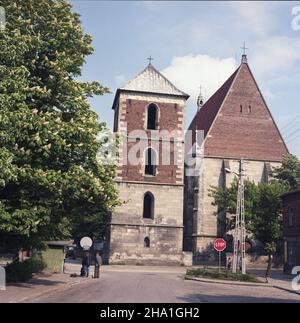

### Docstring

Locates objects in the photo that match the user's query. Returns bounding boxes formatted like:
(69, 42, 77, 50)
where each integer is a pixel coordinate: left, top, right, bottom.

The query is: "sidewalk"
(248, 268, 300, 295)
(0, 262, 87, 303)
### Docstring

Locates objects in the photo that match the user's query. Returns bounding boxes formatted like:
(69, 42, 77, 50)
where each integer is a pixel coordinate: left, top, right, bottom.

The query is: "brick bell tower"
(106, 61, 189, 265)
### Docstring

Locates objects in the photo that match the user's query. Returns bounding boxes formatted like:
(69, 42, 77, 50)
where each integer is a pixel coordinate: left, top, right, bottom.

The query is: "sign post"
(80, 237, 93, 251)
(214, 238, 227, 272)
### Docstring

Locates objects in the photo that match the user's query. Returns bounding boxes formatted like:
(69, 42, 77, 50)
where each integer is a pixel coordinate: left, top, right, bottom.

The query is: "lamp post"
(225, 159, 246, 275)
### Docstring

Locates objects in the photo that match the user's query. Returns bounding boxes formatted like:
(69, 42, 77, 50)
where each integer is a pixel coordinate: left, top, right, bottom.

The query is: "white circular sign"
(80, 237, 93, 249)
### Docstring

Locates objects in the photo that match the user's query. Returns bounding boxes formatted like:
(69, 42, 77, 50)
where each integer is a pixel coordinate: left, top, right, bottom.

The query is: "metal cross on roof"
(147, 56, 154, 65)
(240, 41, 249, 56)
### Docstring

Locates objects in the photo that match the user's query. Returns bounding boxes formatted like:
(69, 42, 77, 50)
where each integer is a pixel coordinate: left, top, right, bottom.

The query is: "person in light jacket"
(94, 252, 102, 279)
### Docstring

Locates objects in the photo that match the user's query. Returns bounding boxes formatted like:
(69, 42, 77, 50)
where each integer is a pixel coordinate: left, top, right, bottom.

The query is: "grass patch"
(186, 268, 261, 283)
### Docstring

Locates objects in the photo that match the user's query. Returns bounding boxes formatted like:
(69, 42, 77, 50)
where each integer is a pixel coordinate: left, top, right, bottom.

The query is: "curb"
(185, 275, 272, 288)
(8, 277, 91, 303)
(185, 275, 300, 295)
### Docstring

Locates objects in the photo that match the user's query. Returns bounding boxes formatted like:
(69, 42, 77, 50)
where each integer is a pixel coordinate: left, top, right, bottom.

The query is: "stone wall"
(107, 181, 185, 265)
(184, 156, 281, 263)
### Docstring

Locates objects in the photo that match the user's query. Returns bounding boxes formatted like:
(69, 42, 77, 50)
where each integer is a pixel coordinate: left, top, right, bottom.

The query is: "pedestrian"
(94, 252, 102, 279)
(227, 257, 232, 270)
(81, 253, 90, 277)
(239, 256, 242, 272)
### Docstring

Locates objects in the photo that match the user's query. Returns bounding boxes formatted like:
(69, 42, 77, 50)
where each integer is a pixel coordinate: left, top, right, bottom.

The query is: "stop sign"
(214, 238, 227, 252)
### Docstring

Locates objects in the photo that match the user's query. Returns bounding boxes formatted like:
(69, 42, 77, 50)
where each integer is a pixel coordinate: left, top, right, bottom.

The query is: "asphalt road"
(28, 266, 300, 303)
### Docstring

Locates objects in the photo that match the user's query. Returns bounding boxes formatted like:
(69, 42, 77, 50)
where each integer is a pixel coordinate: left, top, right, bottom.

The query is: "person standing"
(94, 252, 102, 279)
(81, 253, 90, 277)
(227, 257, 232, 270)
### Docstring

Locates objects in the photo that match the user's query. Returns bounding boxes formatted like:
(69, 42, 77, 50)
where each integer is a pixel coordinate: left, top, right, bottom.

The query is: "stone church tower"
(184, 54, 289, 263)
(106, 62, 189, 265)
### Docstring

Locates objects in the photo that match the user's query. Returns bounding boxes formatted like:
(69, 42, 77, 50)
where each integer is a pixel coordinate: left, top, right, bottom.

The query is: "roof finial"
(240, 41, 249, 63)
(147, 56, 154, 65)
(197, 85, 204, 112)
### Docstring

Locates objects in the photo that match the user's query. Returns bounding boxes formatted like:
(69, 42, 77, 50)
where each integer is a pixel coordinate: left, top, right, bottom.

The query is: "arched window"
(145, 148, 156, 176)
(248, 106, 252, 114)
(147, 104, 158, 130)
(143, 192, 154, 219)
(240, 105, 243, 113)
(144, 237, 150, 248)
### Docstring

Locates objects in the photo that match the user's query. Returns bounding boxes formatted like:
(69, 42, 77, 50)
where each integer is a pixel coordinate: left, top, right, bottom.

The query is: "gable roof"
(120, 64, 189, 98)
(112, 64, 189, 109)
(189, 67, 239, 137)
(189, 58, 289, 162)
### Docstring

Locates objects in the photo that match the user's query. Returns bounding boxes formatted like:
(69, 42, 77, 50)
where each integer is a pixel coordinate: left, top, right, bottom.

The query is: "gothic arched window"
(145, 148, 156, 176)
(144, 237, 150, 248)
(143, 192, 154, 219)
(147, 104, 158, 130)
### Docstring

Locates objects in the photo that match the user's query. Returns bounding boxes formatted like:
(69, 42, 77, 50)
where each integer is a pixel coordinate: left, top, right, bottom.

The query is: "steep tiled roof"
(189, 59, 288, 162)
(189, 68, 239, 137)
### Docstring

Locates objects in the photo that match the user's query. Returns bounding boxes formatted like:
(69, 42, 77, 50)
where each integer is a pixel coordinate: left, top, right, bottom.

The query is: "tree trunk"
(265, 254, 273, 282)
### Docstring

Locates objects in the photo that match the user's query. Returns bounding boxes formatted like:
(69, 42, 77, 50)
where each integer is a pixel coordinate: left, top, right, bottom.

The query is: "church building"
(106, 53, 288, 265)
(184, 53, 288, 262)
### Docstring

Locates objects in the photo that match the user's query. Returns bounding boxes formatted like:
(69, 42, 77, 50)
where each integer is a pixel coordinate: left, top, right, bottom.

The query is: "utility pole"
(232, 159, 246, 274)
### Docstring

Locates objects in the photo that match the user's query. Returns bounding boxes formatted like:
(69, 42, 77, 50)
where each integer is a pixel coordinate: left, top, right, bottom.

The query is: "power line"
(284, 126, 300, 141)
(286, 136, 300, 145)
(282, 122, 300, 138)
(285, 131, 300, 144)
(281, 113, 300, 133)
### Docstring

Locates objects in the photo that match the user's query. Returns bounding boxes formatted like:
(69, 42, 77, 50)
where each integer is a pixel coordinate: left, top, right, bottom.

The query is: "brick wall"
(115, 93, 185, 185)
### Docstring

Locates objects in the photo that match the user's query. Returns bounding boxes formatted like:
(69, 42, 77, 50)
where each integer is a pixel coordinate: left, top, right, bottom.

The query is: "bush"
(27, 254, 46, 273)
(5, 254, 46, 283)
(186, 268, 261, 283)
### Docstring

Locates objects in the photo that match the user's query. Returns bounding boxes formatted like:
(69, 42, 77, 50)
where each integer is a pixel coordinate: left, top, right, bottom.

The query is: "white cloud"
(161, 54, 236, 104)
(229, 1, 279, 36)
(114, 74, 127, 88)
(252, 37, 300, 74)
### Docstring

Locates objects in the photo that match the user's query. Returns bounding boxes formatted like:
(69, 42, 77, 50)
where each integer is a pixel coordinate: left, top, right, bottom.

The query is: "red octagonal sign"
(214, 238, 227, 252)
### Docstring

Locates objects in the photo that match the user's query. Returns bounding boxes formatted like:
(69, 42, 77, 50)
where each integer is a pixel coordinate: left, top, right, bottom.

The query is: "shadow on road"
(8, 278, 65, 289)
(177, 293, 300, 303)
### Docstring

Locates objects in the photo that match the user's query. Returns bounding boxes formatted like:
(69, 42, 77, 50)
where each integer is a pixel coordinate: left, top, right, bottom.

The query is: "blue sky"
(71, 1, 300, 157)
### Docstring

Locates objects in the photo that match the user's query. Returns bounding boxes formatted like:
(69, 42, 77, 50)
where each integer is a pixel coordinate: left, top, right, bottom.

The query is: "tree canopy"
(274, 154, 300, 190)
(210, 165, 291, 256)
(0, 0, 119, 249)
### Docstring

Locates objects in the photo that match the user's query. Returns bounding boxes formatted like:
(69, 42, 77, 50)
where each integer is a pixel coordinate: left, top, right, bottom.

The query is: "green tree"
(274, 154, 300, 190)
(0, 0, 119, 250)
(247, 182, 287, 280)
(210, 180, 287, 279)
(210, 178, 259, 233)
